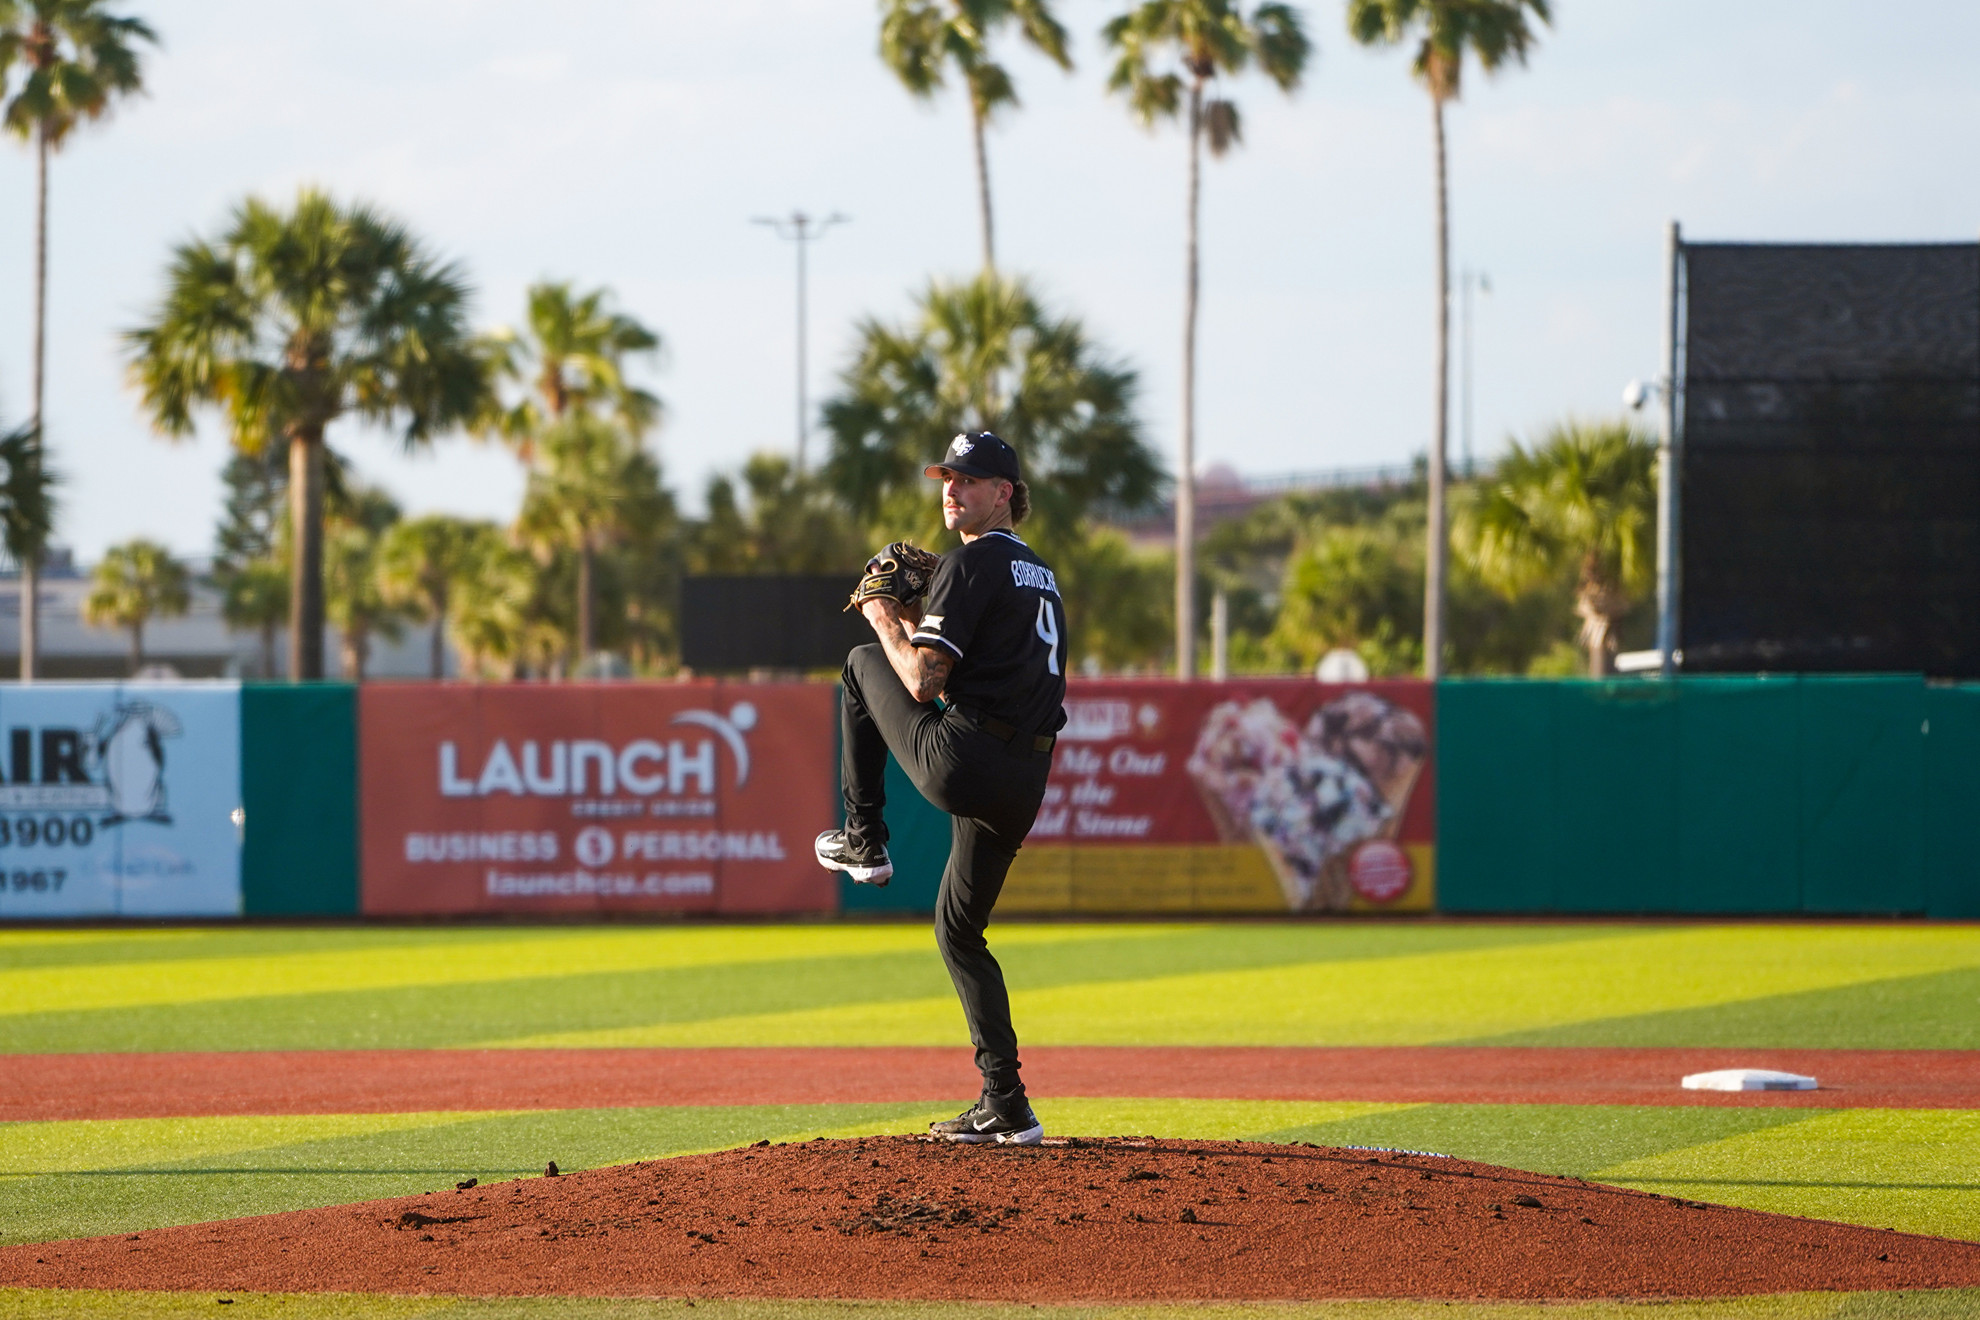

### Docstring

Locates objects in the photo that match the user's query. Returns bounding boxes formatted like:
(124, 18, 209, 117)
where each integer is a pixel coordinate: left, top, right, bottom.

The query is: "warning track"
(6, 1046, 1977, 1121)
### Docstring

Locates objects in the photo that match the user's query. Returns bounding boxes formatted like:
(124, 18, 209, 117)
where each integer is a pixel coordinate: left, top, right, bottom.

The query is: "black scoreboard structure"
(1673, 239, 1980, 676)
(679, 574, 869, 673)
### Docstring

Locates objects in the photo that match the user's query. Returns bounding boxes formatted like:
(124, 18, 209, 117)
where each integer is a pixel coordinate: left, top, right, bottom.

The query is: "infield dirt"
(10, 1046, 1976, 1121)
(4, 1137, 1979, 1303)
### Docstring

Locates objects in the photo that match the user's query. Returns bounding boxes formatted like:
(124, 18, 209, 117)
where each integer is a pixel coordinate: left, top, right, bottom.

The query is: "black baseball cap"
(925, 430, 1021, 485)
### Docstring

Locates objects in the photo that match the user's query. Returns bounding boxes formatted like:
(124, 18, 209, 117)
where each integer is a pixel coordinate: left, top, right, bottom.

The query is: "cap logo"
(951, 435, 975, 457)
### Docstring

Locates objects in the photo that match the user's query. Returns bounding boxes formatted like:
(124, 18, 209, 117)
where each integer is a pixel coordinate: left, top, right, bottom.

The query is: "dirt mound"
(4, 1137, 1979, 1302)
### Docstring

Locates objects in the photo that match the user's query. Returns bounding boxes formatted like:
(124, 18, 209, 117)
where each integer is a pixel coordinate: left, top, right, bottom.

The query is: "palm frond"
(1250, 2, 1311, 90)
(0, 0, 156, 146)
(965, 56, 1018, 116)
(1104, 0, 1302, 132)
(879, 0, 949, 96)
(1346, 0, 1548, 101)
(1202, 97, 1241, 155)
(1011, 0, 1073, 68)
(0, 419, 57, 564)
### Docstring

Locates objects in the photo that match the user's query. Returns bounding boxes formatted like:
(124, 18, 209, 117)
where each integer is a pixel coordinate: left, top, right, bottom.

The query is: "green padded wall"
(1435, 681, 1558, 911)
(241, 684, 360, 916)
(1797, 677, 1924, 914)
(1553, 682, 1679, 912)
(1440, 676, 1931, 916)
(1926, 685, 1980, 918)
(1674, 679, 1801, 912)
(838, 752, 950, 914)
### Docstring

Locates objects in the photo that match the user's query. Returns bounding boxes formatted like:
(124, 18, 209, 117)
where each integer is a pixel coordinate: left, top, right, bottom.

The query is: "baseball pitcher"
(814, 430, 1066, 1146)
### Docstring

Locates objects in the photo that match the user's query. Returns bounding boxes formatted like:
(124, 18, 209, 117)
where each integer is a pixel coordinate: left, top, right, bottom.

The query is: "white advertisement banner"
(0, 683, 242, 918)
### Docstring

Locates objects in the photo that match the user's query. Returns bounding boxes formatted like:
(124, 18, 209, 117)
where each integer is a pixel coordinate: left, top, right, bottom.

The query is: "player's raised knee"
(844, 641, 887, 683)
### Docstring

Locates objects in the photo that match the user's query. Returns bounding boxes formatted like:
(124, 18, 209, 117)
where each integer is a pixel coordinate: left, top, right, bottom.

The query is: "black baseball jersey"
(910, 528, 1068, 737)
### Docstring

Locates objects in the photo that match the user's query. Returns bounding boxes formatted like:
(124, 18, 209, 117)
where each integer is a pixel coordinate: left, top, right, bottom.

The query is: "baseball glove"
(846, 540, 942, 612)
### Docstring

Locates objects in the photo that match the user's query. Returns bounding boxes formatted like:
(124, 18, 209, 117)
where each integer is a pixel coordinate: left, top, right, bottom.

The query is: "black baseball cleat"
(814, 828, 893, 886)
(929, 1096, 1044, 1146)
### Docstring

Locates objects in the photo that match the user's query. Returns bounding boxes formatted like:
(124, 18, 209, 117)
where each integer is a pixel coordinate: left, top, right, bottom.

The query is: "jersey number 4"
(1035, 598, 1061, 676)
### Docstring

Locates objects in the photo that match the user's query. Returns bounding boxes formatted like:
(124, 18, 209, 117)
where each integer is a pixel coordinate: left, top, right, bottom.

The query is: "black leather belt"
(958, 708, 1056, 755)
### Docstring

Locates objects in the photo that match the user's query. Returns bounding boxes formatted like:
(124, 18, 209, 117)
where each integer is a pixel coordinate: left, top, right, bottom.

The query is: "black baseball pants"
(839, 642, 1052, 1099)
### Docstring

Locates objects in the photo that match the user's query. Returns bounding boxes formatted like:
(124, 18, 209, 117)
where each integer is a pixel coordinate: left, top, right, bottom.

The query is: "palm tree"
(83, 538, 188, 674)
(688, 453, 868, 576)
(324, 484, 402, 682)
(212, 447, 286, 575)
(125, 190, 490, 681)
(221, 559, 287, 678)
(1270, 521, 1421, 675)
(879, 0, 1072, 271)
(1458, 419, 1655, 676)
(485, 281, 661, 458)
(1346, 0, 1549, 679)
(377, 514, 486, 680)
(821, 271, 1162, 558)
(0, 416, 58, 600)
(514, 415, 642, 668)
(1, 0, 156, 681)
(445, 526, 537, 681)
(1103, 0, 1308, 677)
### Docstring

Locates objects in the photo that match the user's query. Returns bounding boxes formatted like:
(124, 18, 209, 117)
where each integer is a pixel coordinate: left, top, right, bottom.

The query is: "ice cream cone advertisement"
(1007, 680, 1434, 914)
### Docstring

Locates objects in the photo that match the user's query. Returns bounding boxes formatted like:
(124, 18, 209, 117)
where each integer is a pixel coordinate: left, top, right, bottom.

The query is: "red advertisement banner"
(1010, 680, 1436, 912)
(359, 683, 839, 916)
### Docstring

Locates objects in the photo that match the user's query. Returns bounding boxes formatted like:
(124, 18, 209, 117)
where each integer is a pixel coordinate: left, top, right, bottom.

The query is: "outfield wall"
(1438, 676, 1979, 919)
(355, 682, 838, 917)
(3, 675, 1972, 920)
(847, 679, 1436, 917)
(0, 681, 243, 919)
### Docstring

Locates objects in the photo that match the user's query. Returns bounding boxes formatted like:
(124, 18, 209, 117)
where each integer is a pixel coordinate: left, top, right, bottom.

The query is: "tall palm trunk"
(128, 620, 143, 676)
(1580, 609, 1612, 677)
(428, 589, 447, 680)
(342, 623, 368, 683)
(1578, 557, 1621, 677)
(1422, 92, 1451, 680)
(22, 127, 50, 684)
(577, 537, 595, 670)
(287, 430, 326, 680)
(1175, 77, 1204, 680)
(969, 94, 996, 272)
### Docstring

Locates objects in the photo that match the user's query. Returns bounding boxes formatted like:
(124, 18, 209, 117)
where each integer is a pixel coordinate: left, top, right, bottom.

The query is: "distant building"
(0, 549, 452, 681)
(1106, 461, 1421, 550)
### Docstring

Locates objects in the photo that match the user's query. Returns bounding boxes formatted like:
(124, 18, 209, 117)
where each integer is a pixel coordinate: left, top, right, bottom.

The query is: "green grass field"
(4, 921, 1978, 1320)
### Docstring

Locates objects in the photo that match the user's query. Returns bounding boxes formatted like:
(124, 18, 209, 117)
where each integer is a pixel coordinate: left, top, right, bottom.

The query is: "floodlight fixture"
(752, 210, 850, 475)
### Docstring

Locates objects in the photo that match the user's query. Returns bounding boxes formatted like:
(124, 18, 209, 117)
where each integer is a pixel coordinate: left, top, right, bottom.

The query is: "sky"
(2, 0, 1978, 563)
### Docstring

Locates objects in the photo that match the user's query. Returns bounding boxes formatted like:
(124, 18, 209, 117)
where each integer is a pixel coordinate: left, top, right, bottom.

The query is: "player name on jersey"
(1011, 561, 1058, 594)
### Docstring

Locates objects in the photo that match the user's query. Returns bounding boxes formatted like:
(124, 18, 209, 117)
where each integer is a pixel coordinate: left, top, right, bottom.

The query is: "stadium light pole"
(1657, 221, 1684, 678)
(752, 210, 848, 476)
(1628, 222, 1684, 679)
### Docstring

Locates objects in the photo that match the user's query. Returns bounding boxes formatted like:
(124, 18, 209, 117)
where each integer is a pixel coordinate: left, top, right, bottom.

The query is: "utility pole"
(1656, 221, 1684, 678)
(752, 210, 847, 476)
(1459, 268, 1489, 477)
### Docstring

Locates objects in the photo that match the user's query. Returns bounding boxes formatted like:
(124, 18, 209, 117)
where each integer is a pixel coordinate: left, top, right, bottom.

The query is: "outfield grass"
(5, 1289, 1980, 1319)
(5, 924, 1980, 1053)
(3, 922, 1977, 1303)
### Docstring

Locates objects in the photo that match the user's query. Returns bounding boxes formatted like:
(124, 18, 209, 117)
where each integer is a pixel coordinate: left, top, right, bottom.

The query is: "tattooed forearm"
(861, 599, 953, 703)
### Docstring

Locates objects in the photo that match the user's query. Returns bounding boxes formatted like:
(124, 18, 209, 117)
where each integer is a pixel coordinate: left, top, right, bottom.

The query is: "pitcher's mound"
(5, 1137, 1980, 1302)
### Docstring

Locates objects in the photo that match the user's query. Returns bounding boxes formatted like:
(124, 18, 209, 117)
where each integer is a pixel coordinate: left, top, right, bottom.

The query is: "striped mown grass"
(3, 921, 1977, 1300)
